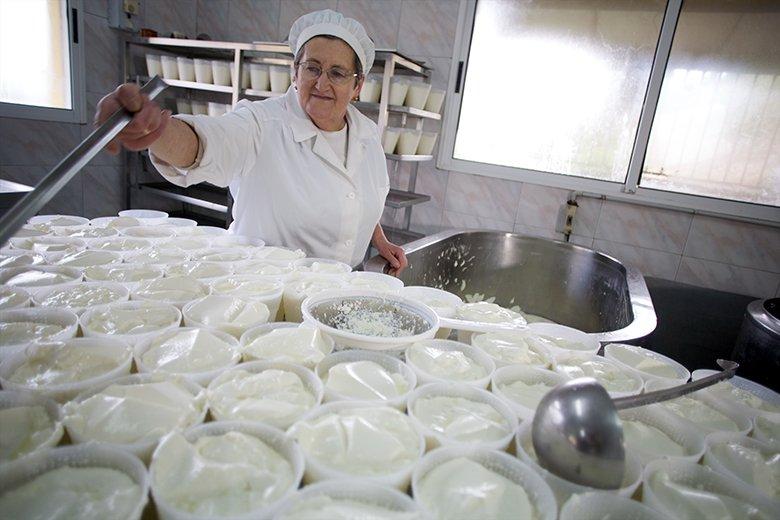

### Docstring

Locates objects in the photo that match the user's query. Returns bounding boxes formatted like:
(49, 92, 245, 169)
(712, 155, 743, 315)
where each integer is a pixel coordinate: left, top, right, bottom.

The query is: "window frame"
(438, 0, 780, 224)
(0, 0, 86, 124)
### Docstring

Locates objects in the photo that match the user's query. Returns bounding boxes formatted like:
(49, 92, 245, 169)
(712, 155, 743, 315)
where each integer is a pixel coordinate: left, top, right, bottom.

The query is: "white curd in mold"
(7, 341, 128, 387)
(0, 466, 142, 520)
(471, 331, 550, 367)
(659, 395, 740, 433)
(151, 431, 294, 516)
(622, 420, 685, 459)
(498, 380, 555, 410)
(278, 494, 419, 520)
(0, 405, 61, 461)
(455, 302, 527, 326)
(243, 327, 330, 368)
(140, 328, 236, 375)
(325, 361, 408, 401)
(412, 395, 510, 443)
(407, 344, 487, 382)
(709, 440, 780, 499)
(37, 284, 126, 310)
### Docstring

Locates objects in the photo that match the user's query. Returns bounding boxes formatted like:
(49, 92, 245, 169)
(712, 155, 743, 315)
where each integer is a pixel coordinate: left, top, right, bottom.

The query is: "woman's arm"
(371, 224, 408, 276)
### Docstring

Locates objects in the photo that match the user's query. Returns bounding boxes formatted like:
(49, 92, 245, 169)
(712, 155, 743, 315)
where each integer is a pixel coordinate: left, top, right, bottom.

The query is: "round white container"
(641, 458, 777, 519)
(381, 127, 401, 154)
(0, 337, 133, 403)
(691, 368, 780, 420)
(316, 349, 417, 410)
(0, 248, 47, 268)
(206, 360, 323, 428)
(471, 329, 555, 369)
(29, 215, 89, 228)
(424, 88, 446, 114)
(176, 57, 195, 82)
(490, 365, 567, 420)
(411, 446, 557, 520)
(190, 100, 208, 115)
(395, 129, 422, 155)
(405, 339, 495, 388)
(703, 431, 779, 500)
(0, 285, 31, 310)
(249, 62, 270, 91)
(343, 271, 404, 293)
(182, 294, 270, 338)
(149, 421, 304, 520)
(84, 263, 165, 292)
(0, 390, 64, 462)
(272, 479, 422, 520)
(527, 322, 600, 354)
(131, 275, 210, 309)
(404, 79, 431, 109)
(0, 266, 83, 297)
(175, 98, 192, 115)
(63, 373, 206, 463)
(0, 307, 79, 362)
(554, 352, 644, 398)
(302, 289, 440, 351)
(146, 54, 163, 77)
(617, 405, 706, 467)
(282, 274, 348, 323)
(406, 382, 517, 451)
(207, 101, 227, 117)
(388, 77, 409, 105)
(13, 224, 51, 238)
(211, 60, 231, 86)
(240, 322, 333, 367)
(515, 421, 643, 507)
(399, 285, 463, 339)
(118, 209, 169, 225)
(208, 275, 284, 318)
(292, 257, 352, 275)
(358, 73, 383, 103)
(289, 401, 425, 490)
(33, 281, 130, 315)
(752, 414, 780, 447)
(160, 55, 179, 80)
(229, 62, 250, 89)
(55, 249, 123, 268)
(80, 300, 182, 346)
(604, 343, 690, 385)
(559, 492, 665, 520)
(134, 327, 241, 385)
(193, 58, 212, 84)
(0, 444, 149, 520)
(270, 65, 291, 93)
(416, 131, 438, 155)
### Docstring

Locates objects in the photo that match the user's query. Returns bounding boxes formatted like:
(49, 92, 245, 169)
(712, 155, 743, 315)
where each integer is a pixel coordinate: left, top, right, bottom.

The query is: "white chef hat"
(288, 9, 375, 75)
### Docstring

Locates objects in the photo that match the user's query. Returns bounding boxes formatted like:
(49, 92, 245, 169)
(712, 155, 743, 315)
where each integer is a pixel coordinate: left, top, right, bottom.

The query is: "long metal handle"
(0, 76, 168, 246)
(613, 359, 739, 410)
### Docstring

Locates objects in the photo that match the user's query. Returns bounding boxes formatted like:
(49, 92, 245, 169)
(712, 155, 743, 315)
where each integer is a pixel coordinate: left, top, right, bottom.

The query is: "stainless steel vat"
(364, 230, 656, 343)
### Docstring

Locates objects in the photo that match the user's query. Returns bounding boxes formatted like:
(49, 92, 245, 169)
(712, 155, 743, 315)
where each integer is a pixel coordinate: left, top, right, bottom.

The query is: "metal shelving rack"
(122, 36, 440, 238)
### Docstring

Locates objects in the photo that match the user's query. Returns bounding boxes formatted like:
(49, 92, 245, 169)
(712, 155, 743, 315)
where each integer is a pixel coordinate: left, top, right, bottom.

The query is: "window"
(641, 0, 780, 206)
(441, 0, 780, 221)
(0, 0, 85, 123)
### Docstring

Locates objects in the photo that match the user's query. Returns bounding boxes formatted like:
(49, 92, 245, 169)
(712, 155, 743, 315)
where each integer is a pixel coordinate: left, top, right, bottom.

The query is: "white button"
(347, 192, 355, 199)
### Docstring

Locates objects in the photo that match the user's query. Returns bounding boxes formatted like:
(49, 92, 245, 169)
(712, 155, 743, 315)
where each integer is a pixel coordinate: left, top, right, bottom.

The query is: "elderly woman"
(96, 10, 407, 273)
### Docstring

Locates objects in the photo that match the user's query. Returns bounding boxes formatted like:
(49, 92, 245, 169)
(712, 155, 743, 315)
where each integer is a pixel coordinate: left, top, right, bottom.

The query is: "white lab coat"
(151, 87, 390, 267)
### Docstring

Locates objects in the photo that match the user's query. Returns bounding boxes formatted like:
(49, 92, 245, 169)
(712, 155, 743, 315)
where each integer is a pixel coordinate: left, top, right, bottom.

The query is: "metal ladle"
(532, 358, 739, 490)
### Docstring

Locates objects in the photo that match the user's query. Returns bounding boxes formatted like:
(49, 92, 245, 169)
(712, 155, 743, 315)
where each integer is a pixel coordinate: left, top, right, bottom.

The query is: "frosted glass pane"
(454, 0, 665, 182)
(641, 0, 780, 206)
(0, 0, 72, 110)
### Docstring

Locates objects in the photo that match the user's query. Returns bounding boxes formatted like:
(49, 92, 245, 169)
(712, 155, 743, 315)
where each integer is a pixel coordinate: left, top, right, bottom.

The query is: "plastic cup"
(0, 307, 79, 362)
(618, 405, 706, 467)
(416, 131, 438, 155)
(424, 88, 446, 113)
(211, 60, 231, 86)
(33, 281, 129, 315)
(160, 55, 179, 80)
(405, 339, 495, 389)
(490, 365, 568, 421)
(395, 129, 422, 155)
(191, 100, 208, 115)
(207, 101, 227, 117)
(270, 65, 291, 93)
(146, 54, 163, 77)
(193, 58, 212, 84)
(79, 300, 182, 346)
(404, 79, 431, 109)
(0, 390, 64, 462)
(229, 62, 250, 89)
(604, 343, 690, 385)
(358, 73, 383, 103)
(388, 77, 409, 105)
(560, 492, 665, 520)
(182, 294, 270, 338)
(249, 62, 270, 91)
(381, 127, 401, 154)
(176, 57, 195, 82)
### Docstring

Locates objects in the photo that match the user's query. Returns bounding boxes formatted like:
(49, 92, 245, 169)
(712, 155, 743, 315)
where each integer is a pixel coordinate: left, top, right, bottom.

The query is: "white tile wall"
(442, 211, 513, 233)
(593, 239, 682, 280)
(676, 257, 779, 299)
(444, 171, 522, 223)
(595, 200, 693, 254)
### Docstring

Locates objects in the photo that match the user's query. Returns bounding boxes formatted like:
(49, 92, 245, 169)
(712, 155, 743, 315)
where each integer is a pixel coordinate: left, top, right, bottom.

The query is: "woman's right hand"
(95, 83, 172, 155)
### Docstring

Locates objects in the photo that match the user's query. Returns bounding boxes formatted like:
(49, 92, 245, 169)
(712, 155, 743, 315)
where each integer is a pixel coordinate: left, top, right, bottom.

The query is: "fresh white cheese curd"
(471, 330, 552, 367)
(80, 301, 181, 341)
(0, 309, 78, 355)
(210, 275, 283, 298)
(120, 225, 175, 240)
(191, 249, 251, 264)
(35, 283, 128, 313)
(282, 274, 346, 323)
(417, 457, 536, 520)
(90, 215, 142, 229)
(555, 354, 643, 396)
(499, 379, 557, 411)
(207, 366, 317, 429)
(0, 250, 46, 268)
(242, 326, 333, 368)
(622, 420, 686, 460)
(604, 343, 688, 382)
(84, 263, 164, 286)
(278, 495, 420, 520)
(400, 286, 462, 319)
(13, 224, 51, 238)
(29, 215, 88, 228)
(455, 302, 527, 326)
(0, 466, 143, 519)
(292, 258, 352, 274)
(151, 430, 295, 517)
(753, 415, 780, 446)
(124, 248, 188, 266)
(232, 260, 293, 277)
(89, 237, 152, 253)
(0, 266, 81, 289)
(324, 361, 409, 401)
(157, 237, 211, 251)
(165, 261, 231, 280)
(527, 323, 599, 353)
(658, 394, 742, 433)
(647, 468, 773, 519)
(406, 341, 489, 384)
(131, 275, 209, 308)
(706, 438, 780, 499)
(6, 339, 129, 388)
(183, 294, 269, 338)
(0, 400, 62, 462)
(254, 246, 306, 262)
(0, 286, 30, 310)
(411, 395, 511, 444)
(10, 237, 85, 258)
(704, 380, 780, 415)
(53, 225, 118, 239)
(63, 378, 205, 448)
(344, 272, 404, 293)
(55, 250, 122, 268)
(137, 328, 239, 378)
(0, 321, 64, 347)
(290, 405, 422, 480)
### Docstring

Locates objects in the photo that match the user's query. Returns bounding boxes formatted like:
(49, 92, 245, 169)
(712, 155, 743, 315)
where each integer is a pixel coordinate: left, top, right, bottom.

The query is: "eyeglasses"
(297, 61, 360, 85)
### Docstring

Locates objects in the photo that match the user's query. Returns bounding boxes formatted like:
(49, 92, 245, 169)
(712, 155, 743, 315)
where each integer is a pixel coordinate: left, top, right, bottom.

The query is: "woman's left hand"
(375, 239, 408, 276)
